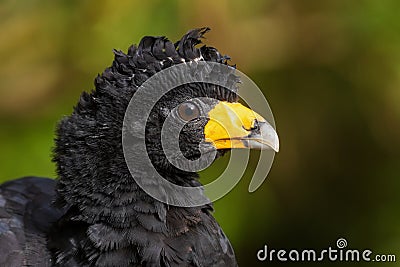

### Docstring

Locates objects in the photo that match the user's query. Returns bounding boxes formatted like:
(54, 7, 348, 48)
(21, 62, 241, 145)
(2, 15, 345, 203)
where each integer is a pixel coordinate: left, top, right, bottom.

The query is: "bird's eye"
(177, 102, 200, 121)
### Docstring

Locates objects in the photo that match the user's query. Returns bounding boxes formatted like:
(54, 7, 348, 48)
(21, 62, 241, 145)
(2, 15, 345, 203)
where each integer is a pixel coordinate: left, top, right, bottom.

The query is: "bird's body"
(0, 177, 60, 266)
(0, 177, 235, 266)
(0, 28, 278, 266)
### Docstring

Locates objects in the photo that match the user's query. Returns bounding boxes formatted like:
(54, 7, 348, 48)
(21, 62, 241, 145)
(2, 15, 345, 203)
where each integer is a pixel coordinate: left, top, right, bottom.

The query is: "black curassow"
(0, 28, 279, 267)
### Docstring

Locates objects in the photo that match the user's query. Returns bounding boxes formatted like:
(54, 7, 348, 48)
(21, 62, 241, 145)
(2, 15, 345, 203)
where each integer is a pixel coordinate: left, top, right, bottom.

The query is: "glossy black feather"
(0, 177, 65, 266)
(0, 28, 238, 267)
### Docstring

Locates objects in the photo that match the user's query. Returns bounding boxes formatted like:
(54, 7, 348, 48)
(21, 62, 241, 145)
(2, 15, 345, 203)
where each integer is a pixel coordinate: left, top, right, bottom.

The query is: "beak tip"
(272, 143, 279, 153)
(272, 132, 279, 152)
(259, 121, 279, 152)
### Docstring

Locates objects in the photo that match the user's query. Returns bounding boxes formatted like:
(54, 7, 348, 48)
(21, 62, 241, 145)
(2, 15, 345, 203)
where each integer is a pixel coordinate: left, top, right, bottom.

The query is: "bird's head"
(53, 28, 278, 207)
(144, 88, 279, 167)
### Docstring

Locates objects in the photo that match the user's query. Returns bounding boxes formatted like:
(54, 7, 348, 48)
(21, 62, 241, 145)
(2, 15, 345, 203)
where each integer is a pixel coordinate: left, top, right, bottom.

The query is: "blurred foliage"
(0, 0, 399, 266)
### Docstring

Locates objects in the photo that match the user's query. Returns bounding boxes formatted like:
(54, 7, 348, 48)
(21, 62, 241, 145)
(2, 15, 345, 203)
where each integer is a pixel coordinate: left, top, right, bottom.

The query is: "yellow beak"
(204, 102, 279, 152)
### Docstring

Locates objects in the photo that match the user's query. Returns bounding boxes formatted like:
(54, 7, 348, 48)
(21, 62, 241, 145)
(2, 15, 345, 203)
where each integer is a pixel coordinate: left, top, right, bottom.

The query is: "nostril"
(250, 119, 263, 135)
(242, 119, 261, 132)
(251, 119, 260, 130)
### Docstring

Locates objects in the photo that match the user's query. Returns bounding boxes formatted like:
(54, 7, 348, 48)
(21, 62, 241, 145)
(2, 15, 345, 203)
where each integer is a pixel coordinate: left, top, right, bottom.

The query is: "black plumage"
(0, 28, 240, 266)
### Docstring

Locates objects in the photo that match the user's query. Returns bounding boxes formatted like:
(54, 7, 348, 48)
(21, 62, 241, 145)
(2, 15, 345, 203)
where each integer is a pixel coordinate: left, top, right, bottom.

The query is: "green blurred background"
(1, 0, 399, 266)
